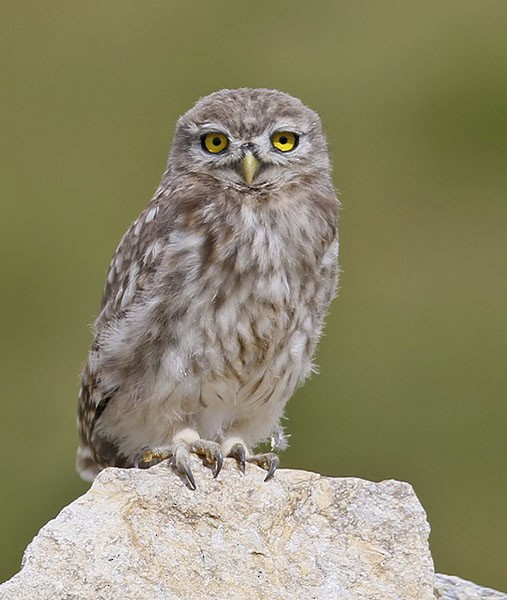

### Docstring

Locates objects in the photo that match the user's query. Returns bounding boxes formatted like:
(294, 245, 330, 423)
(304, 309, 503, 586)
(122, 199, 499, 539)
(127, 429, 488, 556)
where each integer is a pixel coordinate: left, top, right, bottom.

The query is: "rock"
(434, 574, 507, 600)
(0, 460, 432, 599)
(0, 459, 501, 600)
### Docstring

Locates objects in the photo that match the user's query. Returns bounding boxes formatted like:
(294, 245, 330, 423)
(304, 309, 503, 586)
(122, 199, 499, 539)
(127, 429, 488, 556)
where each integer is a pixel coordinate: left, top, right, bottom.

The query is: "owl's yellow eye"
(201, 132, 229, 154)
(271, 131, 299, 152)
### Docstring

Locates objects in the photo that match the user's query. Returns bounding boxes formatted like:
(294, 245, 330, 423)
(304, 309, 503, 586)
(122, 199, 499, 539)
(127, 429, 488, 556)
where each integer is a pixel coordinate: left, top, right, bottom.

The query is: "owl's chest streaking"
(139, 207, 330, 443)
(154, 201, 325, 392)
(93, 187, 337, 451)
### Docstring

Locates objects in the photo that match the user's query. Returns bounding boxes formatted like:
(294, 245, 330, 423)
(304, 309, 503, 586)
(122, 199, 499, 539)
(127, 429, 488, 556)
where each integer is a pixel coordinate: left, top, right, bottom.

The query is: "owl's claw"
(170, 439, 223, 488)
(135, 446, 173, 469)
(247, 452, 280, 481)
(228, 442, 246, 474)
(171, 444, 197, 490)
(190, 439, 223, 478)
(136, 439, 223, 489)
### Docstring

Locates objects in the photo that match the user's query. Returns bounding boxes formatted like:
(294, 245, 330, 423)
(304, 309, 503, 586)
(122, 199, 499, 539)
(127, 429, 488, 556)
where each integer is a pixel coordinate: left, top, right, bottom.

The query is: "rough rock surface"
(0, 460, 504, 600)
(434, 574, 507, 600)
(1, 459, 434, 599)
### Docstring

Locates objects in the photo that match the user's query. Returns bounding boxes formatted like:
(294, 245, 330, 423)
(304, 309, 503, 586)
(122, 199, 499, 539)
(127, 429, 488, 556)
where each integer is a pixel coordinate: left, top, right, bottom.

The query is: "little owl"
(77, 88, 339, 488)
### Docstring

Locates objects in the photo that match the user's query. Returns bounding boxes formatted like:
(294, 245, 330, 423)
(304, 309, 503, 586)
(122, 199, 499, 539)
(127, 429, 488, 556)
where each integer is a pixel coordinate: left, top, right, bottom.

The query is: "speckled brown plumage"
(77, 88, 339, 484)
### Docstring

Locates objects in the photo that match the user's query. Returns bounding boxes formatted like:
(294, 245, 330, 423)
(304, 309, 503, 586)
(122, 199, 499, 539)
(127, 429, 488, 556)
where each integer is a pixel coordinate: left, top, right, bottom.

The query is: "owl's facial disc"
(240, 152, 260, 185)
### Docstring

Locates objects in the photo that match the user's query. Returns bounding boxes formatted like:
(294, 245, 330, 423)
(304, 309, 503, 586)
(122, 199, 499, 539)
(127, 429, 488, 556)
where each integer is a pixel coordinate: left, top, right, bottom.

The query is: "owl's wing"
(77, 193, 172, 471)
(97, 197, 169, 327)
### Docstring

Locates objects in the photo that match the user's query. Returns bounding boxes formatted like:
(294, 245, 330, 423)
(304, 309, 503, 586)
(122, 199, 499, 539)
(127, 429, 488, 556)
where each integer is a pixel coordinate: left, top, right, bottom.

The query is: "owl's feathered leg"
(224, 438, 279, 481)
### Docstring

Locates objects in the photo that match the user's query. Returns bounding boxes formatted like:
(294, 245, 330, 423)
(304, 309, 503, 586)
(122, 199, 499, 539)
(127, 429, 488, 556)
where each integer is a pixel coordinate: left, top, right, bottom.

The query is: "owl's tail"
(76, 445, 102, 482)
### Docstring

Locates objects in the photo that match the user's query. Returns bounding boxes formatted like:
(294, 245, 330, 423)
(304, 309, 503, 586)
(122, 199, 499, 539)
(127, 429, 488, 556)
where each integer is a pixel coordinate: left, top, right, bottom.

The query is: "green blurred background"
(1, 0, 506, 590)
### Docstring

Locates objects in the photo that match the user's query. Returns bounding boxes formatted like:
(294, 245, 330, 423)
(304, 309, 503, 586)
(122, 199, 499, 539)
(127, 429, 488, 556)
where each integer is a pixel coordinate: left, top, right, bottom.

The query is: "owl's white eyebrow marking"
(196, 122, 232, 135)
(197, 121, 219, 128)
(272, 124, 304, 135)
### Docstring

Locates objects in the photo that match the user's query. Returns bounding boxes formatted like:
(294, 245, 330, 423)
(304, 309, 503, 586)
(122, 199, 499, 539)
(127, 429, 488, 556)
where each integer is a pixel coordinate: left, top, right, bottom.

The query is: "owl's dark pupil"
(212, 137, 221, 146)
(279, 136, 288, 145)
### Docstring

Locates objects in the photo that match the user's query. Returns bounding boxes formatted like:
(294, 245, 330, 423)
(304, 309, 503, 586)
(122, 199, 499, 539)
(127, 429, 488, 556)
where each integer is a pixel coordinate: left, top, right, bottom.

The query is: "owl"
(77, 88, 339, 488)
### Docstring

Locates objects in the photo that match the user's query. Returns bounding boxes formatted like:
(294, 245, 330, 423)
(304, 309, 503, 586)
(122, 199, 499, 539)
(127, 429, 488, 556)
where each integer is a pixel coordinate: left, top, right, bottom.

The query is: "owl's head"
(167, 88, 331, 191)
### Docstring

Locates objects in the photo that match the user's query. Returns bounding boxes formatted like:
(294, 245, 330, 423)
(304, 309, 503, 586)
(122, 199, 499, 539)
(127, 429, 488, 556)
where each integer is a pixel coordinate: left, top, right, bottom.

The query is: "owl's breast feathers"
(79, 183, 338, 457)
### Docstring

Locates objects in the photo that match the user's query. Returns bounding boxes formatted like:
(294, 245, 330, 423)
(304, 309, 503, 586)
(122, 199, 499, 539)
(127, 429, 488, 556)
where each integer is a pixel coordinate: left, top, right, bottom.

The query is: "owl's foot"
(171, 439, 223, 490)
(135, 446, 173, 469)
(190, 439, 223, 478)
(226, 441, 279, 481)
(247, 452, 280, 481)
(227, 442, 246, 474)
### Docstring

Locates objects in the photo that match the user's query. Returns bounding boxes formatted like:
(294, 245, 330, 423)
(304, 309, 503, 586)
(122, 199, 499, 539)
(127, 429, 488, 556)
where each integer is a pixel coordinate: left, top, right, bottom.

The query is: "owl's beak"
(240, 152, 260, 185)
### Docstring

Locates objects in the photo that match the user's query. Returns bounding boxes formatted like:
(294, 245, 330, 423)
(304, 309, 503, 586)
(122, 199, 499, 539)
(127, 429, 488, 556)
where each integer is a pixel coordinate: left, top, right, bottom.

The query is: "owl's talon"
(184, 467, 197, 490)
(171, 444, 197, 490)
(212, 453, 223, 478)
(135, 446, 173, 469)
(189, 440, 223, 478)
(228, 442, 246, 474)
(247, 452, 280, 481)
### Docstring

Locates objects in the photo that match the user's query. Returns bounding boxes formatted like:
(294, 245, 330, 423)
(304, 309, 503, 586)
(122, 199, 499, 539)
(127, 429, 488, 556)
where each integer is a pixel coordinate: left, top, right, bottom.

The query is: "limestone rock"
(0, 460, 435, 599)
(434, 574, 507, 600)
